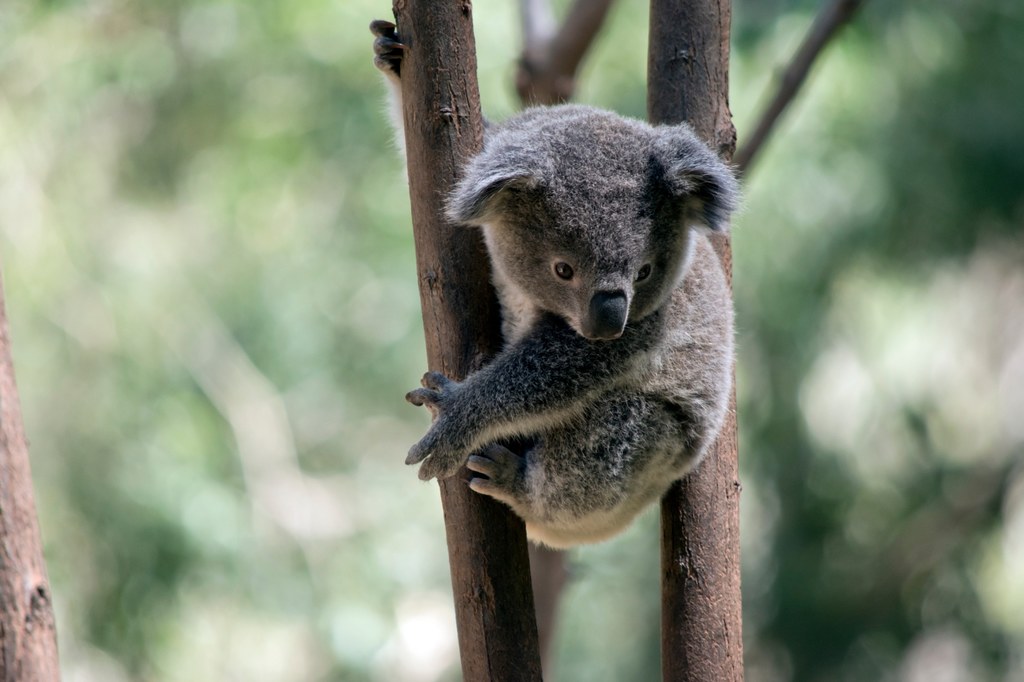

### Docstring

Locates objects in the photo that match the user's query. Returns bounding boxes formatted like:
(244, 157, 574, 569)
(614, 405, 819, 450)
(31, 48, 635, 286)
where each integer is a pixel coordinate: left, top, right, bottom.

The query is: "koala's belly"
(523, 461, 676, 548)
(520, 416, 687, 548)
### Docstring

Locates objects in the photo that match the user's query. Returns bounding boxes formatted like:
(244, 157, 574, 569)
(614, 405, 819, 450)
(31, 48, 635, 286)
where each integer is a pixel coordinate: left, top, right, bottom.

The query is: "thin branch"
(883, 463, 1018, 583)
(734, 0, 867, 173)
(519, 0, 557, 55)
(516, 0, 617, 105)
(166, 297, 353, 543)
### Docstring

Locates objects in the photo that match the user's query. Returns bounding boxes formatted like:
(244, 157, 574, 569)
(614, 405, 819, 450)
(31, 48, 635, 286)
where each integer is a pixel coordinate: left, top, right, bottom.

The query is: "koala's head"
(448, 105, 738, 341)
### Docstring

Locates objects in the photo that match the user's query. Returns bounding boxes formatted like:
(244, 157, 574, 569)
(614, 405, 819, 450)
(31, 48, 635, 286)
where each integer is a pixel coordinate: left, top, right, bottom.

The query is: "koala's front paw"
(370, 19, 404, 79)
(405, 371, 472, 480)
(467, 444, 526, 506)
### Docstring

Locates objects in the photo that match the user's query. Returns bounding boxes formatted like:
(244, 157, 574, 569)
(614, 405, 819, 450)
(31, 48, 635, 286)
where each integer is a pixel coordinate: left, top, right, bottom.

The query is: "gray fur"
(373, 22, 738, 548)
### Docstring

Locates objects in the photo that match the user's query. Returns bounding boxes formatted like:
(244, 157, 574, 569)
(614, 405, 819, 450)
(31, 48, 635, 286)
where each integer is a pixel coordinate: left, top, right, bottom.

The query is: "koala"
(372, 20, 738, 548)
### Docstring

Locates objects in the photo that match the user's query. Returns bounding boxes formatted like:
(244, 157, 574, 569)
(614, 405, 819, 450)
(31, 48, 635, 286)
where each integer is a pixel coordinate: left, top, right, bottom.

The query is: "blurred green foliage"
(1, 0, 1022, 680)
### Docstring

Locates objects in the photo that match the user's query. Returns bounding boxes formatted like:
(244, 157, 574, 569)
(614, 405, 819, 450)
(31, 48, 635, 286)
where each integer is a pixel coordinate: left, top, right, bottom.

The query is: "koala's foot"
(370, 19, 404, 80)
(467, 444, 527, 507)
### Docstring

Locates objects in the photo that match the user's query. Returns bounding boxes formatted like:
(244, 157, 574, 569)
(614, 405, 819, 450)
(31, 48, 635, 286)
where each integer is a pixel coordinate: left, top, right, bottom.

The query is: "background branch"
(528, 543, 570, 677)
(517, 0, 618, 105)
(519, 0, 557, 55)
(734, 0, 867, 173)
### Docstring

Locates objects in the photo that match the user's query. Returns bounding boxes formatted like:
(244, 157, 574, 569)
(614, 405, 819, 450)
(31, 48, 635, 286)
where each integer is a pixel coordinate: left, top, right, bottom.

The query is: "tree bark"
(648, 1, 744, 680)
(0, 272, 61, 682)
(390, 1, 543, 680)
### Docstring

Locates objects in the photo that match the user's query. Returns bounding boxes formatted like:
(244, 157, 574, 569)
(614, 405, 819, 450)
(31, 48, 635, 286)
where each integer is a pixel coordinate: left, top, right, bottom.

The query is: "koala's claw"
(420, 371, 452, 390)
(410, 437, 463, 481)
(369, 19, 396, 36)
(406, 418, 470, 480)
(467, 445, 525, 505)
(370, 19, 404, 77)
(416, 456, 456, 481)
(405, 387, 438, 409)
(405, 371, 454, 412)
(405, 440, 429, 466)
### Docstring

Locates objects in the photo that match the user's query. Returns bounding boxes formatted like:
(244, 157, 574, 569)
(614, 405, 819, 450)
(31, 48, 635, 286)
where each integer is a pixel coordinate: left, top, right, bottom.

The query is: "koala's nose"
(586, 290, 628, 340)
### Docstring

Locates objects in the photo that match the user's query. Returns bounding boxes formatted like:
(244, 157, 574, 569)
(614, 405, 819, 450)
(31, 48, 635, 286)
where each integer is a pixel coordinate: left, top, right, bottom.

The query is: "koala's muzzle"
(585, 290, 629, 340)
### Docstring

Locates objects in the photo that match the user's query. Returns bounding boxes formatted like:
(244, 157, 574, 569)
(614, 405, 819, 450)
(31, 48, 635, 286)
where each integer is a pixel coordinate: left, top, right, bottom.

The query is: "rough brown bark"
(0, 272, 61, 682)
(390, 1, 543, 680)
(648, 0, 744, 680)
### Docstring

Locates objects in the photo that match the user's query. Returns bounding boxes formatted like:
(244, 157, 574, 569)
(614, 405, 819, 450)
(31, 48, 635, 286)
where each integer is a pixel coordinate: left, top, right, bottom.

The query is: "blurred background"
(2, 0, 1022, 679)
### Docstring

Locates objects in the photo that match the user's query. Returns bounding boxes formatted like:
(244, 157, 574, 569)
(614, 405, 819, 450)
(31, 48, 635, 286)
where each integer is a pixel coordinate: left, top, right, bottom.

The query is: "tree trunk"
(390, 1, 543, 680)
(0, 272, 61, 682)
(648, 1, 744, 680)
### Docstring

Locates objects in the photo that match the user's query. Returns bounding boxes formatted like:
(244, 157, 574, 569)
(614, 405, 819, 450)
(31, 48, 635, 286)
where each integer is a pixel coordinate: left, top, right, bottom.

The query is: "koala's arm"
(406, 311, 666, 480)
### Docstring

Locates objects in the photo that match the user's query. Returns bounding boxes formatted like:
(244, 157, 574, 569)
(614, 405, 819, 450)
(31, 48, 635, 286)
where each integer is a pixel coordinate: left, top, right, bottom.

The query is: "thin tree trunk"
(0, 272, 60, 682)
(390, 1, 543, 679)
(648, 1, 744, 680)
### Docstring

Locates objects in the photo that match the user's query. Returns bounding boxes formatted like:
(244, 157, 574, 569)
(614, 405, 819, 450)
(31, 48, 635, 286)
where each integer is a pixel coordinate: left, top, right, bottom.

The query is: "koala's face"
(480, 201, 694, 341)
(449, 105, 738, 341)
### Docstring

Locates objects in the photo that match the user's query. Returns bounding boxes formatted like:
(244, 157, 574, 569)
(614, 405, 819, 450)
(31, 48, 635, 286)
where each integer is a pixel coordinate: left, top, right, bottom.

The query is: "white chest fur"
(482, 224, 539, 344)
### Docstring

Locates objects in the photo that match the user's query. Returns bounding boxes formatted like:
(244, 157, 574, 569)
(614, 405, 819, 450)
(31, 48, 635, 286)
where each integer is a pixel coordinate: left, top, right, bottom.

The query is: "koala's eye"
(554, 262, 574, 280)
(636, 264, 653, 282)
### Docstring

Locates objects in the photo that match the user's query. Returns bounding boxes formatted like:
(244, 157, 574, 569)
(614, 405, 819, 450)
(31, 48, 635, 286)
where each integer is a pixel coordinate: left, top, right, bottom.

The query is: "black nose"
(586, 290, 628, 340)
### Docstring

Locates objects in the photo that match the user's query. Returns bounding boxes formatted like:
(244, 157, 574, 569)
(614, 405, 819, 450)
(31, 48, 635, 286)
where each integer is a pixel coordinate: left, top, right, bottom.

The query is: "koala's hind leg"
(467, 444, 529, 508)
(468, 394, 692, 546)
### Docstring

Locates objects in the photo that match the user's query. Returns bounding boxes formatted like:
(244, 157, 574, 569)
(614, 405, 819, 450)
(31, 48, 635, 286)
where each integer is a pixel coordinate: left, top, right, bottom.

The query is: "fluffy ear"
(656, 124, 740, 232)
(446, 170, 542, 225)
